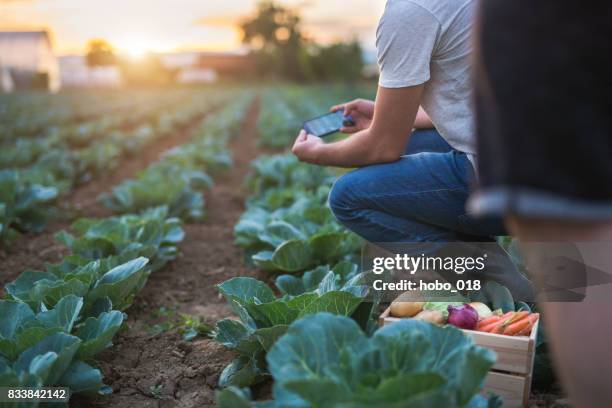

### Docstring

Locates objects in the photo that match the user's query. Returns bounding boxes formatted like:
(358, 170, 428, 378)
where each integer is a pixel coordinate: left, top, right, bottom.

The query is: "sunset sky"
(0, 0, 384, 55)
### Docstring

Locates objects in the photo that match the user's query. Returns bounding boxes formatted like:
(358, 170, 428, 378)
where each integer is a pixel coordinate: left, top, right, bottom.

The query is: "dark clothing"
(470, 0, 612, 219)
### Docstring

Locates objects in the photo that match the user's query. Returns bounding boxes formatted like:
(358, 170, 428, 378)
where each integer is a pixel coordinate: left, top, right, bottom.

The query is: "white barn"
(0, 31, 60, 92)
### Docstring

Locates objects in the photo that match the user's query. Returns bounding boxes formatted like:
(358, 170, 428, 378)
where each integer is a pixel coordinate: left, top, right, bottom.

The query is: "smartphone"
(303, 110, 355, 138)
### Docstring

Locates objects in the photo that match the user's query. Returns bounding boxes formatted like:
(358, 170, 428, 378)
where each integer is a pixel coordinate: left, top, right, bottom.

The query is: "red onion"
(447, 304, 478, 330)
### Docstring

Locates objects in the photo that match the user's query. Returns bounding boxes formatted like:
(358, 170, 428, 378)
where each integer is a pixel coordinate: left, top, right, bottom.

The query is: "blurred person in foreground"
(291, 0, 534, 299)
(469, 1, 612, 406)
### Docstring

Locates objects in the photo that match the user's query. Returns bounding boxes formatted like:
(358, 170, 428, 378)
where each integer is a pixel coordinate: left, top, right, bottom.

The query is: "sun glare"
(121, 37, 150, 59)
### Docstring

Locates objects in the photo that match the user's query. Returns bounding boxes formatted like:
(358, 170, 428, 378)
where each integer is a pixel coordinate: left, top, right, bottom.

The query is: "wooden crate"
(379, 307, 538, 408)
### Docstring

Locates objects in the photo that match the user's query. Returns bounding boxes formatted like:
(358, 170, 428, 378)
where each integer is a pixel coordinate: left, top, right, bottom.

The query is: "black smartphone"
(303, 110, 355, 138)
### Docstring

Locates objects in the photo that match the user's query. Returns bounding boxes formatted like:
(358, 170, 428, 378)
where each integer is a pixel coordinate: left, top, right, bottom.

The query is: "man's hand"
(291, 85, 422, 168)
(331, 99, 375, 133)
(292, 130, 324, 164)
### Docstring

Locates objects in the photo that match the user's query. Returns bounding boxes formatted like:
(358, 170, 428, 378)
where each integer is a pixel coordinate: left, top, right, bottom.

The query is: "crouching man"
(291, 0, 534, 299)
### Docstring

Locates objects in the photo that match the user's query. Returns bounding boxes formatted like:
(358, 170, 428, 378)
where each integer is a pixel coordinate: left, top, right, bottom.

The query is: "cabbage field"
(0, 86, 561, 408)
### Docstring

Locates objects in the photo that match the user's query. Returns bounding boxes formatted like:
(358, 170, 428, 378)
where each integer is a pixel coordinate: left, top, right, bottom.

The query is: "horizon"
(0, 0, 384, 56)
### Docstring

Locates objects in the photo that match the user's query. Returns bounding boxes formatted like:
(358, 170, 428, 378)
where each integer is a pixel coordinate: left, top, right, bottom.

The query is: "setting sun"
(120, 37, 151, 58)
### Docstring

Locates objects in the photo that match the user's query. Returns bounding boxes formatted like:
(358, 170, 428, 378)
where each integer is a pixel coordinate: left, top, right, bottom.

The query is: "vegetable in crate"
(476, 311, 539, 336)
(469, 302, 493, 319)
(447, 304, 478, 330)
(413, 309, 445, 325)
(389, 300, 424, 317)
(422, 301, 464, 318)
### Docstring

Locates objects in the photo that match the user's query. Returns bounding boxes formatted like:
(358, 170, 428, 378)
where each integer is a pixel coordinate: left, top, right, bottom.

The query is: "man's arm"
(292, 85, 423, 168)
(414, 106, 434, 129)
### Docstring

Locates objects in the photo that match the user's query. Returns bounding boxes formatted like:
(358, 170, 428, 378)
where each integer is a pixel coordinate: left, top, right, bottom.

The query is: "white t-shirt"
(377, 0, 477, 163)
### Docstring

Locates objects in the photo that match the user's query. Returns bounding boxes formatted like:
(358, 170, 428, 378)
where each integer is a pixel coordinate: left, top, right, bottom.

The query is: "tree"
(241, 1, 302, 51)
(85, 39, 117, 67)
(240, 1, 312, 80)
(240, 1, 364, 82)
(310, 40, 364, 83)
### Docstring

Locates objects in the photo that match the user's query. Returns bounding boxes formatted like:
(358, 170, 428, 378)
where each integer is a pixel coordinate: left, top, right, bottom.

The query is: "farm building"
(159, 52, 216, 84)
(160, 51, 254, 83)
(197, 52, 256, 78)
(0, 31, 60, 92)
(59, 55, 123, 88)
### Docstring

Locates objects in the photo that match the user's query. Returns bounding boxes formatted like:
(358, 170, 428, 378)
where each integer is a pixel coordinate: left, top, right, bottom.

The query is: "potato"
(390, 301, 424, 317)
(413, 310, 445, 325)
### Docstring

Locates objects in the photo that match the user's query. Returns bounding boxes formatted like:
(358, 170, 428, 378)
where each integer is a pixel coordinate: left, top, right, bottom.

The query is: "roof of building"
(0, 31, 52, 46)
(0, 30, 59, 91)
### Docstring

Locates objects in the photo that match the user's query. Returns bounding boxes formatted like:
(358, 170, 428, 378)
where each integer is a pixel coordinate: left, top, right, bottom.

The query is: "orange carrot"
(479, 315, 501, 325)
(478, 311, 515, 332)
(516, 313, 540, 336)
(487, 318, 512, 333)
(480, 311, 531, 334)
(516, 322, 534, 336)
(478, 322, 497, 332)
(478, 319, 503, 333)
(477, 315, 501, 329)
(507, 311, 529, 324)
(503, 317, 532, 335)
(491, 322, 506, 334)
(478, 312, 540, 336)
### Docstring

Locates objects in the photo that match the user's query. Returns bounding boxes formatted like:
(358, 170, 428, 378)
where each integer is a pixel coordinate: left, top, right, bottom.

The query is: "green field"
(0, 85, 560, 408)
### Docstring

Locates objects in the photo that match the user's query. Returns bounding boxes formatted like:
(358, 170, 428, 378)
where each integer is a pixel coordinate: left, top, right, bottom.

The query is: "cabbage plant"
(55, 206, 184, 272)
(235, 156, 361, 274)
(219, 313, 498, 408)
(0, 169, 58, 245)
(214, 272, 370, 389)
(0, 296, 124, 398)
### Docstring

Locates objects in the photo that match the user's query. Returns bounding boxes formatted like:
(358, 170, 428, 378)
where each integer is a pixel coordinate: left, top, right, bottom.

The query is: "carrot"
(477, 311, 515, 332)
(507, 311, 529, 324)
(516, 313, 540, 336)
(479, 311, 530, 334)
(491, 322, 506, 334)
(478, 315, 501, 325)
(503, 317, 532, 335)
(477, 315, 501, 329)
(516, 322, 534, 336)
(478, 319, 503, 332)
(485, 318, 512, 333)
(499, 311, 516, 321)
(478, 311, 540, 336)
(478, 316, 504, 332)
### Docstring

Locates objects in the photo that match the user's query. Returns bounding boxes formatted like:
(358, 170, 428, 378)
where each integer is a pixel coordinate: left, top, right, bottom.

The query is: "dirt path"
(0, 110, 215, 286)
(70, 97, 263, 408)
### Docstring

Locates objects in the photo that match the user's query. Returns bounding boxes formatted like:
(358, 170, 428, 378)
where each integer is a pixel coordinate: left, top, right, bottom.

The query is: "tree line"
(86, 1, 364, 85)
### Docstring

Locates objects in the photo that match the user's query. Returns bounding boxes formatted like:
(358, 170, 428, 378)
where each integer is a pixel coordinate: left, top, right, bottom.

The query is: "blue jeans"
(329, 129, 535, 299)
(329, 129, 505, 242)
